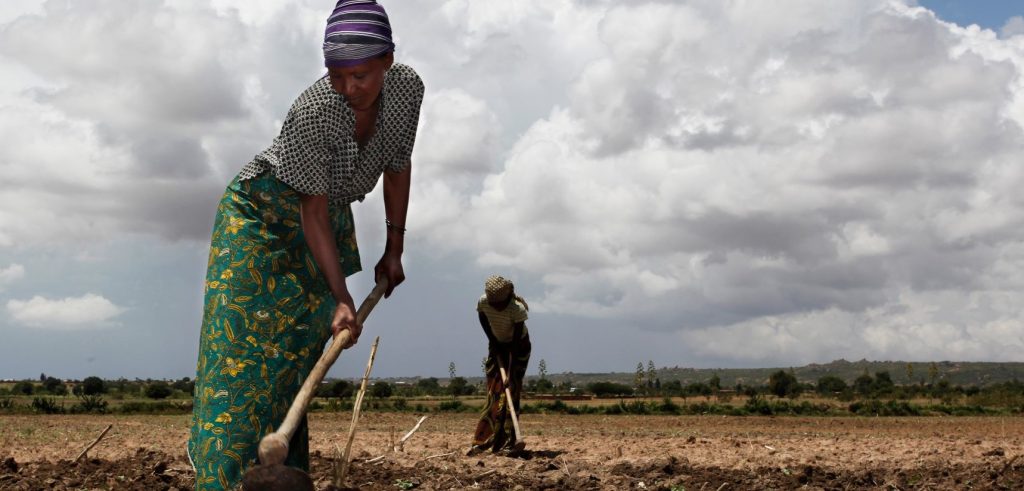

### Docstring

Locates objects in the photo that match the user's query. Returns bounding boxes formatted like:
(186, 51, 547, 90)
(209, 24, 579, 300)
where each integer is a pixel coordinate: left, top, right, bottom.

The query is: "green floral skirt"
(189, 171, 361, 491)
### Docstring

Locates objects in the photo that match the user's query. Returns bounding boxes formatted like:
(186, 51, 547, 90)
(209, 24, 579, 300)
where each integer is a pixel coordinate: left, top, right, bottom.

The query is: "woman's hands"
(374, 251, 404, 298)
(331, 294, 360, 348)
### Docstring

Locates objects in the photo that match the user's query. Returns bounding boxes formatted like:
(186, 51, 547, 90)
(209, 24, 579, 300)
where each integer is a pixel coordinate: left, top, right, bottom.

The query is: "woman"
(188, 1, 423, 489)
(471, 275, 532, 454)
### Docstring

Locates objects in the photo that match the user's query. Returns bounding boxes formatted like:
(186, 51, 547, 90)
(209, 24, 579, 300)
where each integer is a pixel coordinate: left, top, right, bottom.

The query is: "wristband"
(386, 219, 406, 235)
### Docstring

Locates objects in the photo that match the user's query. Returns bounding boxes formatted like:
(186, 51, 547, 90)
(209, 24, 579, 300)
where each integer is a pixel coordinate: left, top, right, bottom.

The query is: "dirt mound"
(2, 450, 1022, 490)
(2, 413, 1023, 490)
(0, 448, 192, 491)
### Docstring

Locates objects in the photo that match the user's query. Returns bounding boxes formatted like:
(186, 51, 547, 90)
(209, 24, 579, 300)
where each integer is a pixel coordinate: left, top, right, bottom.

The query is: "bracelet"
(386, 219, 406, 235)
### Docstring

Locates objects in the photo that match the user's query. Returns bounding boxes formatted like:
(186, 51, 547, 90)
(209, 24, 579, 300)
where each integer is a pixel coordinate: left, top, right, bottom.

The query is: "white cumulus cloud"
(1003, 16, 1024, 38)
(0, 263, 25, 290)
(7, 293, 126, 328)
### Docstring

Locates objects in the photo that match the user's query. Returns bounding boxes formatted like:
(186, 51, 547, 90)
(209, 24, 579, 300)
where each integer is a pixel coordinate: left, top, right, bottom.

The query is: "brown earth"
(1, 412, 1022, 490)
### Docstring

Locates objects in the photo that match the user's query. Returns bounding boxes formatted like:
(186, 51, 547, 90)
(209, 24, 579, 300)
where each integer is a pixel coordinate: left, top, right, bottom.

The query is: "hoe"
(241, 278, 387, 491)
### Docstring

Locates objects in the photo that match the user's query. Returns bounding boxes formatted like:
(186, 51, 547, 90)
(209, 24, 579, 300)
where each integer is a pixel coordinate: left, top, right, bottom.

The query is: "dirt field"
(1, 412, 1022, 490)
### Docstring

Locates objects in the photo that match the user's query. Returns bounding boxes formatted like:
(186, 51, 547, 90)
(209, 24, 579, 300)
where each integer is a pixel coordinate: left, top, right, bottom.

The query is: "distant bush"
(0, 397, 15, 411)
(522, 399, 597, 415)
(145, 382, 173, 400)
(658, 397, 681, 414)
(849, 399, 920, 416)
(42, 377, 66, 396)
(31, 397, 64, 414)
(80, 376, 106, 395)
(371, 381, 393, 399)
(587, 382, 634, 397)
(74, 395, 108, 414)
(437, 400, 470, 412)
(391, 397, 408, 411)
(117, 401, 191, 414)
(12, 381, 34, 396)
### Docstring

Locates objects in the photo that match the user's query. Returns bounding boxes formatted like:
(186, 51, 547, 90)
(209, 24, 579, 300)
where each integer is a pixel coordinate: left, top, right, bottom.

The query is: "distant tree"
(662, 380, 683, 396)
(144, 382, 173, 400)
(12, 381, 34, 395)
(708, 373, 721, 391)
(816, 375, 847, 395)
(171, 377, 194, 395)
(646, 361, 657, 389)
(328, 380, 354, 399)
(370, 381, 393, 399)
(39, 373, 46, 382)
(42, 377, 66, 395)
(448, 377, 474, 397)
(416, 378, 440, 395)
(481, 357, 488, 377)
(905, 363, 914, 384)
(534, 378, 554, 393)
(634, 363, 645, 391)
(874, 371, 895, 394)
(853, 372, 874, 396)
(538, 359, 548, 380)
(588, 381, 634, 397)
(686, 382, 713, 399)
(928, 362, 939, 386)
(449, 362, 457, 380)
(81, 376, 106, 395)
(768, 370, 799, 398)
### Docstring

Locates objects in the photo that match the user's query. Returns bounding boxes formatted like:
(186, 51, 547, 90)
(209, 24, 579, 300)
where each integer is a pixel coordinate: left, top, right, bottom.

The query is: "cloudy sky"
(1, 0, 1023, 380)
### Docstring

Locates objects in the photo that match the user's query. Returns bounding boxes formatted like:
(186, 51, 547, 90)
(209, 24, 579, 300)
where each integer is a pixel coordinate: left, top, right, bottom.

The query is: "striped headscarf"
(323, 0, 395, 68)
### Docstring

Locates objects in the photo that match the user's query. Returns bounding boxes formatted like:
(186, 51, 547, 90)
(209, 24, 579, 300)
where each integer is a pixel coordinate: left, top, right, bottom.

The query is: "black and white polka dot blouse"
(239, 63, 424, 205)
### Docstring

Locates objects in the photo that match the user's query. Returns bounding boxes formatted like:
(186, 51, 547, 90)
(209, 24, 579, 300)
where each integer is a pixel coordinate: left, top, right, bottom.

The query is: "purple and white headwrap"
(323, 0, 395, 68)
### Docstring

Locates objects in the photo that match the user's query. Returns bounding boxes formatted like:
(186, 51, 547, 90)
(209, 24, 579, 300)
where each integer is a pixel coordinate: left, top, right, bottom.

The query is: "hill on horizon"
(376, 359, 1024, 388)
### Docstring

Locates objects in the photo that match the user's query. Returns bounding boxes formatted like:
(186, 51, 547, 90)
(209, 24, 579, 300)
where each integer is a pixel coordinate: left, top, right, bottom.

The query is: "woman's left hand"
(374, 250, 404, 298)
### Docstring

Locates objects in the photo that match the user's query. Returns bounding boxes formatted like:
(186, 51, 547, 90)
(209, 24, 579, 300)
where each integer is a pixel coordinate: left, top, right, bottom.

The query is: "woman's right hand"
(331, 296, 360, 348)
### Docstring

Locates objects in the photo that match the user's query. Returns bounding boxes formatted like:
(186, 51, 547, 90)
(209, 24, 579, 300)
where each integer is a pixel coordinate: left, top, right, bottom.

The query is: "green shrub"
(392, 397, 408, 411)
(31, 397, 64, 414)
(849, 399, 921, 416)
(75, 395, 108, 414)
(117, 401, 191, 414)
(437, 400, 464, 412)
(145, 382, 173, 400)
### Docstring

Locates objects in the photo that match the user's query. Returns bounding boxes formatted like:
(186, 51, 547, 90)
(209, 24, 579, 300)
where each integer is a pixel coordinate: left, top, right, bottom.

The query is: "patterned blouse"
(477, 295, 529, 344)
(238, 63, 424, 205)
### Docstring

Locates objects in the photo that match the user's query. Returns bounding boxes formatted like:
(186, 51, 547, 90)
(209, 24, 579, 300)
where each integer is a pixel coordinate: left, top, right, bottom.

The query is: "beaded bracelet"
(386, 219, 406, 235)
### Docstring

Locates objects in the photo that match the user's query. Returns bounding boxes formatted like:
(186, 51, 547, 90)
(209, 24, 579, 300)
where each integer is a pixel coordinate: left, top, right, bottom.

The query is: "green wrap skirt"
(189, 171, 361, 490)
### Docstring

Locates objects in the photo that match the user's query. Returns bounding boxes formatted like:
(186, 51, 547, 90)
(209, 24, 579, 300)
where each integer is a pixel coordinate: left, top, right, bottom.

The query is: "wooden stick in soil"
(334, 336, 381, 487)
(393, 415, 428, 452)
(75, 424, 113, 462)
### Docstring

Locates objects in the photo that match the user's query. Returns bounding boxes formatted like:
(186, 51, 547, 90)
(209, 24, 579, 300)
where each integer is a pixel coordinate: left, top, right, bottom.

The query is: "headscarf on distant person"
(484, 274, 529, 310)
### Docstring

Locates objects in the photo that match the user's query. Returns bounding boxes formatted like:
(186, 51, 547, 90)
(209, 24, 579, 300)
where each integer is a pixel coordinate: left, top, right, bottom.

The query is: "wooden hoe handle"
(496, 356, 523, 441)
(257, 278, 388, 465)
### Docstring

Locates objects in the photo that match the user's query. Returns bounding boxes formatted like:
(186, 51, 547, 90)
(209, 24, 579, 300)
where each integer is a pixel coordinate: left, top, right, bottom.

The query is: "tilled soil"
(1, 412, 1022, 490)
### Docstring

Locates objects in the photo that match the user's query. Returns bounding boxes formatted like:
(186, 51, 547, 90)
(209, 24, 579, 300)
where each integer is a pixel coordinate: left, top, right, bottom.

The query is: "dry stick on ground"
(394, 415, 428, 452)
(74, 424, 113, 462)
(1002, 454, 1021, 475)
(475, 469, 497, 480)
(421, 451, 457, 461)
(334, 336, 381, 487)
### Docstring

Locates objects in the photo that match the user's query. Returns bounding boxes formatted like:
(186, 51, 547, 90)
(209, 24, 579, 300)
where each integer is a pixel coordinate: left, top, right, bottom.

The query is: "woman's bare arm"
(375, 161, 411, 297)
